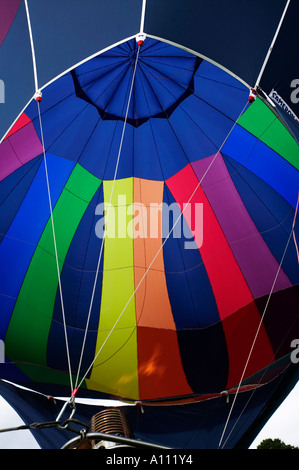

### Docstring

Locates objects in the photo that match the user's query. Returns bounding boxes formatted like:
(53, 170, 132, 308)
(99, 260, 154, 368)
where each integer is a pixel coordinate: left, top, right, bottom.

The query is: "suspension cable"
(218, 191, 299, 449)
(74, 44, 141, 390)
(24, 0, 74, 392)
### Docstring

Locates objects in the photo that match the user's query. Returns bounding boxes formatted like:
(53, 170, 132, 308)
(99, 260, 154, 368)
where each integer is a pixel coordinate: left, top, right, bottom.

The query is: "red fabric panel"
(166, 162, 274, 388)
(4, 113, 31, 140)
(137, 327, 193, 400)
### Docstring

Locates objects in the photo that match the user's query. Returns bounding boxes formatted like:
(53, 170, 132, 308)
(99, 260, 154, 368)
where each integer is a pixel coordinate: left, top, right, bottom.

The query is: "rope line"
(24, 0, 38, 92)
(24, 0, 74, 392)
(37, 104, 74, 392)
(254, 0, 291, 90)
(218, 191, 299, 448)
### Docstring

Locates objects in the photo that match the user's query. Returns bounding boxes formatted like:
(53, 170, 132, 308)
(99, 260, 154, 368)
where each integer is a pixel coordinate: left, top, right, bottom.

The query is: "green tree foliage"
(257, 438, 299, 449)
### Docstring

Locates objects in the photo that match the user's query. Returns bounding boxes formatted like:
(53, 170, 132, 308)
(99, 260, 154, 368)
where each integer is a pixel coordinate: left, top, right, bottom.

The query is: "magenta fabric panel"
(0, 121, 43, 181)
(191, 155, 292, 298)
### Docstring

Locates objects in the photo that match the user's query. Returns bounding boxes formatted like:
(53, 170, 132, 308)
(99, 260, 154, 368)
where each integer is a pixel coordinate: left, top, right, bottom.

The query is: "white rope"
(76, 98, 250, 391)
(24, 0, 74, 392)
(218, 191, 299, 449)
(255, 0, 291, 90)
(37, 104, 74, 392)
(140, 0, 147, 33)
(24, 0, 38, 93)
(74, 46, 141, 390)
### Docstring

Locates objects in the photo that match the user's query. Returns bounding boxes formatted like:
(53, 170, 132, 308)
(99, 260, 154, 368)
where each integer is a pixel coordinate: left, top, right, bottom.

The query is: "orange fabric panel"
(133, 178, 175, 329)
(133, 178, 192, 399)
(137, 327, 193, 400)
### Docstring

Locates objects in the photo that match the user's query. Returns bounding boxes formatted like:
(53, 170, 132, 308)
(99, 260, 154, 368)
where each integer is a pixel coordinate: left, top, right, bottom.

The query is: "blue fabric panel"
(25, 72, 78, 127)
(149, 118, 190, 180)
(196, 59, 247, 89)
(133, 121, 165, 181)
(224, 155, 299, 286)
(0, 358, 32, 384)
(24, 52, 253, 184)
(162, 186, 220, 328)
(77, 119, 119, 180)
(0, 154, 75, 338)
(77, 57, 130, 109)
(162, 186, 228, 394)
(178, 93, 236, 151)
(26, 73, 102, 165)
(47, 186, 104, 375)
(102, 122, 135, 180)
(72, 38, 200, 125)
(0, 156, 42, 243)
(45, 104, 101, 165)
(29, 79, 100, 163)
(168, 104, 218, 163)
(222, 124, 299, 208)
(194, 61, 249, 121)
(177, 326, 229, 395)
(0, 297, 16, 340)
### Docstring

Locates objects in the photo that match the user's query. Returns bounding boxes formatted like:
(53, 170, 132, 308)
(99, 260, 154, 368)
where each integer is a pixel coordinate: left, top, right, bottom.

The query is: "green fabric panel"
(5, 164, 101, 377)
(238, 98, 299, 170)
(87, 178, 139, 399)
(11, 363, 83, 390)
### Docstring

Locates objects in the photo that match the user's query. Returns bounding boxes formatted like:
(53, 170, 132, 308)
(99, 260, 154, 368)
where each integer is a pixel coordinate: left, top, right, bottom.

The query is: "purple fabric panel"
(0, 122, 43, 181)
(191, 154, 291, 298)
(0, 0, 22, 46)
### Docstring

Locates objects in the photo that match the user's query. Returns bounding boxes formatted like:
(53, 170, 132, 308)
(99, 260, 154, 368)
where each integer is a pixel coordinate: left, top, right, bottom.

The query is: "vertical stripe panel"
(47, 186, 104, 376)
(192, 155, 292, 298)
(166, 163, 274, 388)
(237, 98, 299, 170)
(0, 154, 75, 338)
(133, 178, 193, 399)
(87, 178, 139, 399)
(167, 163, 253, 318)
(5, 164, 101, 378)
(222, 124, 298, 209)
(133, 178, 176, 329)
(0, 121, 43, 182)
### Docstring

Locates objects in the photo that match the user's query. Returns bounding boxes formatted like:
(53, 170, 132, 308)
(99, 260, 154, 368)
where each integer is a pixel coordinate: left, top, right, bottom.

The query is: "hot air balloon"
(0, 0, 298, 450)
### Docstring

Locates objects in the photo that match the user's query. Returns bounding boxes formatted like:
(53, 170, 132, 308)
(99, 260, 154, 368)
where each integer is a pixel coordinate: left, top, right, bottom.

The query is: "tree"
(257, 438, 299, 449)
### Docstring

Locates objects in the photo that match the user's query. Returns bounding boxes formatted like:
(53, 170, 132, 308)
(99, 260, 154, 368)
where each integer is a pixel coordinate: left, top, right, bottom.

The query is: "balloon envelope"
(0, 0, 298, 449)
